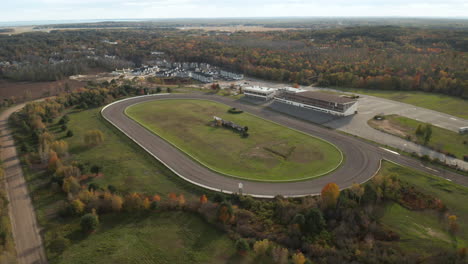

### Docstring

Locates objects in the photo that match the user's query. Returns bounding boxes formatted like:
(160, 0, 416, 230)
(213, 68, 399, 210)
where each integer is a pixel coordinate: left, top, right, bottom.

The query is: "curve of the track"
(102, 94, 468, 197)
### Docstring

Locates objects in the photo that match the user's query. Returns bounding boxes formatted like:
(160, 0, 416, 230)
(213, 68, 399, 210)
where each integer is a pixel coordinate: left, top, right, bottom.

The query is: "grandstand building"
(243, 86, 277, 100)
(274, 91, 358, 116)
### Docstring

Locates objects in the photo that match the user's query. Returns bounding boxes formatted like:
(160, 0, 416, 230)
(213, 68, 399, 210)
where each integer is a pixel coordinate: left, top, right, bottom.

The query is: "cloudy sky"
(1, 0, 467, 22)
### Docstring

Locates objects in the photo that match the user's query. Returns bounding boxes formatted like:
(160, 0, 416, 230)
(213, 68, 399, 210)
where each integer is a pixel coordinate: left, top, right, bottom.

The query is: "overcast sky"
(1, 0, 467, 22)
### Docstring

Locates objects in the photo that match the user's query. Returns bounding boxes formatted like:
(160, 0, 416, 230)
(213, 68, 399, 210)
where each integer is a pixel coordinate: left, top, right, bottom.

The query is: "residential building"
(191, 72, 213, 83)
(220, 70, 244, 80)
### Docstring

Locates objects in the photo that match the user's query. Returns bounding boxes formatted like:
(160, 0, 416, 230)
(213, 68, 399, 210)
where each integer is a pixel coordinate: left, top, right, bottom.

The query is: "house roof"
(294, 91, 356, 104)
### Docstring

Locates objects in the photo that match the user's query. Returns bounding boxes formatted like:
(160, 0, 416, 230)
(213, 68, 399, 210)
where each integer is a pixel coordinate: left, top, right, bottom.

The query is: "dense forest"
(0, 25, 467, 97)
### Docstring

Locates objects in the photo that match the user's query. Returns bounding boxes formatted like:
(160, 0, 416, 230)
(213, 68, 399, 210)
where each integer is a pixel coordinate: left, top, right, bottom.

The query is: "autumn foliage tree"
(272, 247, 289, 264)
(62, 176, 81, 195)
(47, 151, 61, 172)
(253, 239, 271, 256)
(292, 252, 307, 264)
(200, 194, 208, 204)
(217, 201, 233, 224)
(448, 214, 459, 235)
(321, 182, 340, 209)
(70, 199, 85, 215)
(124, 193, 144, 211)
(50, 140, 69, 157)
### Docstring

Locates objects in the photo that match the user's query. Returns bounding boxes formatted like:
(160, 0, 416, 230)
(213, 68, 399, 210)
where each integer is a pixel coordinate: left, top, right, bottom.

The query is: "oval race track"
(101, 93, 468, 197)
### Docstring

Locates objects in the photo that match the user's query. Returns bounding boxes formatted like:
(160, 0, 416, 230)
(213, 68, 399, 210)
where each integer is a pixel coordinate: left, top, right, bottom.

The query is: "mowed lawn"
(54, 212, 244, 264)
(369, 114, 468, 159)
(378, 161, 468, 253)
(126, 99, 342, 181)
(333, 88, 468, 119)
(57, 108, 201, 198)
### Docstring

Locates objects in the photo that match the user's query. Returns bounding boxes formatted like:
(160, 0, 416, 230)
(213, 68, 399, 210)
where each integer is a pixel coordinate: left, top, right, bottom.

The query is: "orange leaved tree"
(321, 183, 340, 209)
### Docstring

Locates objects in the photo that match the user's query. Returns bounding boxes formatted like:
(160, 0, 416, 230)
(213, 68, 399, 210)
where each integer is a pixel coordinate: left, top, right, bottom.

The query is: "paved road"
(102, 94, 468, 197)
(0, 104, 47, 264)
(321, 93, 468, 170)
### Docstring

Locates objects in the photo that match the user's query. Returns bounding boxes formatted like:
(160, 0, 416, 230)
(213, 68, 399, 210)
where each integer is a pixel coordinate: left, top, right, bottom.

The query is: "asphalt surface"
(322, 93, 468, 170)
(1, 104, 47, 264)
(221, 78, 468, 169)
(102, 94, 468, 197)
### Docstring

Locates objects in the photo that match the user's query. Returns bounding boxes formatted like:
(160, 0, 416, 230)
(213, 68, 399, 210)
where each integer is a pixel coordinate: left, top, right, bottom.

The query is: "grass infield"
(126, 99, 343, 181)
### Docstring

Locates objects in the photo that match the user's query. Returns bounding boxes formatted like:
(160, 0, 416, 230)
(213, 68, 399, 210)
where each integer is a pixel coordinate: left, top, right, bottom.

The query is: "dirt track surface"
(1, 104, 47, 264)
(102, 94, 468, 197)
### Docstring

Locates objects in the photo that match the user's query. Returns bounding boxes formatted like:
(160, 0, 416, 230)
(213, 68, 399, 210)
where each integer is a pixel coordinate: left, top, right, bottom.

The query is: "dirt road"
(0, 104, 47, 264)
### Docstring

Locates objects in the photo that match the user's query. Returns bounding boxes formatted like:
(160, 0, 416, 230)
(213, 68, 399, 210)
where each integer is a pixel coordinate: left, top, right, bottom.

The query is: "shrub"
(253, 239, 271, 256)
(66, 130, 73, 137)
(70, 199, 85, 215)
(235, 238, 249, 256)
(49, 236, 70, 254)
(80, 213, 99, 233)
(228, 107, 243, 114)
(84, 129, 104, 146)
(90, 165, 102, 176)
(107, 185, 117, 193)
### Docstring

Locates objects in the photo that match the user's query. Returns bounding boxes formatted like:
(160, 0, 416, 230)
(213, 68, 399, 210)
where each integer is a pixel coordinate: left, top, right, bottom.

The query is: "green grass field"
(369, 114, 468, 159)
(55, 108, 203, 198)
(53, 212, 249, 264)
(22, 107, 245, 263)
(126, 99, 342, 181)
(334, 88, 468, 119)
(378, 161, 468, 253)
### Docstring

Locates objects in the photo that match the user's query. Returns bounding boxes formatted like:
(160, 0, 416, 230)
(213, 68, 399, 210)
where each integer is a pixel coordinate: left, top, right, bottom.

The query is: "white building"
(191, 72, 213, 83)
(274, 91, 358, 116)
(243, 86, 278, 100)
(220, 70, 244, 80)
(111, 68, 132, 76)
(278, 87, 307, 93)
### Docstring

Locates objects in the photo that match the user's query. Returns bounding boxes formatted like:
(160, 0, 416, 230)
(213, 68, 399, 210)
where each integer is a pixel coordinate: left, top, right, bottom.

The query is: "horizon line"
(1, 16, 468, 25)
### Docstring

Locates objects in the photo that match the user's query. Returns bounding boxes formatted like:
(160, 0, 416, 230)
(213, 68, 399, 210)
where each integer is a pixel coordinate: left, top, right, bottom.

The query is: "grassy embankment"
(369, 114, 468, 159)
(126, 99, 342, 181)
(378, 161, 468, 254)
(0, 150, 17, 263)
(21, 107, 254, 263)
(334, 88, 468, 119)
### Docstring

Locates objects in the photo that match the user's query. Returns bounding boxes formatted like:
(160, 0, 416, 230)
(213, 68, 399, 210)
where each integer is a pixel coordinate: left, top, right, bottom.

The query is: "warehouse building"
(274, 91, 358, 116)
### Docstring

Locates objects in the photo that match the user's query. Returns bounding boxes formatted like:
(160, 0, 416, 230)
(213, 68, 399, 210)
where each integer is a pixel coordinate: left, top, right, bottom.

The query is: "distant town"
(111, 52, 244, 83)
